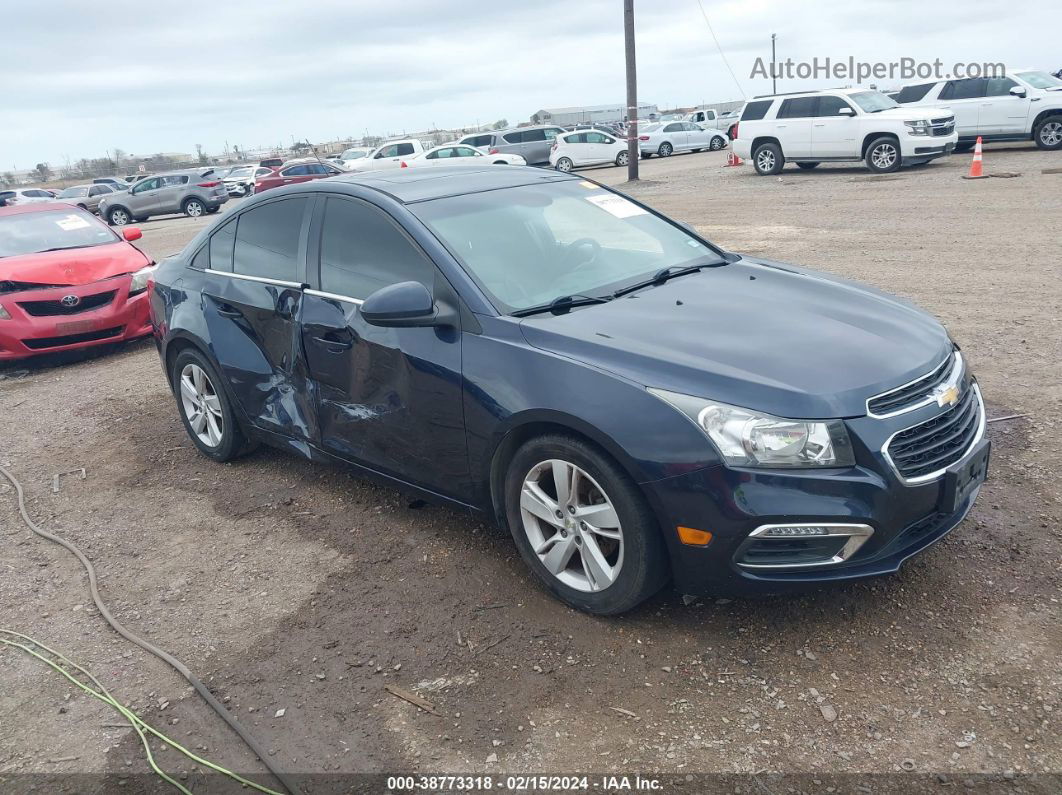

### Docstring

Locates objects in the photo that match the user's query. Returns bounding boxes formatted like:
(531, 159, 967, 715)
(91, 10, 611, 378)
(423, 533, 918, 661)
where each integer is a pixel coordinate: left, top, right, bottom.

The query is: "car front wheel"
(108, 207, 130, 226)
(505, 434, 669, 615)
(1034, 116, 1062, 150)
(865, 137, 901, 173)
(171, 349, 253, 462)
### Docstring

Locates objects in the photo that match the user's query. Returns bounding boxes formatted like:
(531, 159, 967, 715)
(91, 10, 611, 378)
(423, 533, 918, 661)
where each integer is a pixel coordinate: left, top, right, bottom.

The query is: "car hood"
(1, 242, 149, 288)
(518, 258, 952, 419)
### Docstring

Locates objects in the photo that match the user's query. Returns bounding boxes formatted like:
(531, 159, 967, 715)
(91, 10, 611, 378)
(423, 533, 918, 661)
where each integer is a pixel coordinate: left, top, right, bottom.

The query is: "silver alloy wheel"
(710, 136, 724, 150)
(185, 200, 205, 217)
(556, 157, 573, 172)
(1040, 121, 1062, 147)
(756, 149, 776, 172)
(519, 459, 624, 593)
(871, 143, 898, 170)
(179, 363, 224, 447)
(110, 208, 129, 226)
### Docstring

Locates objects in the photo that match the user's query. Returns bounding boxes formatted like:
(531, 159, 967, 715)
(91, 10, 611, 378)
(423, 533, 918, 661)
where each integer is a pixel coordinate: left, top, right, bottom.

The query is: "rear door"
(126, 176, 164, 216)
(156, 174, 189, 214)
(300, 195, 469, 498)
(684, 122, 711, 149)
(937, 78, 987, 137)
(198, 196, 315, 440)
(775, 96, 816, 157)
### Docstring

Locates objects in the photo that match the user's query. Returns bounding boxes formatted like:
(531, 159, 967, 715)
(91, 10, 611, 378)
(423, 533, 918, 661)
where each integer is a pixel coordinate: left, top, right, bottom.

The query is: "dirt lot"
(2, 146, 1060, 793)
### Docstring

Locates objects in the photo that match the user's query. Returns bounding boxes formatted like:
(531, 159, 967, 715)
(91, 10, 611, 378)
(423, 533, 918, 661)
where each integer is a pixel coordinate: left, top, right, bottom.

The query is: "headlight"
(904, 120, 930, 136)
(0, 304, 10, 320)
(128, 265, 157, 296)
(649, 388, 855, 468)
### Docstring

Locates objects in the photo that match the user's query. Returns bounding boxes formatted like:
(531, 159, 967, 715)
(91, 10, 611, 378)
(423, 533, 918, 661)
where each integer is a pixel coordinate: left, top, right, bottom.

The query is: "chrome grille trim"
(867, 351, 963, 418)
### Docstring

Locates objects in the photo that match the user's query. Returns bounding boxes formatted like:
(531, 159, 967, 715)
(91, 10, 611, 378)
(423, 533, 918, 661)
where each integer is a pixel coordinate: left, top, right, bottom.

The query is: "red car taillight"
(732, 123, 739, 139)
(197, 181, 220, 187)
(638, 135, 650, 141)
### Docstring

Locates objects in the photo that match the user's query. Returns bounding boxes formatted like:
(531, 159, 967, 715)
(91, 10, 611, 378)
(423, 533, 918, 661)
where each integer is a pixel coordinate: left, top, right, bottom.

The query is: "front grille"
(22, 326, 124, 350)
(17, 290, 117, 317)
(930, 117, 955, 136)
(886, 386, 982, 481)
(868, 353, 956, 416)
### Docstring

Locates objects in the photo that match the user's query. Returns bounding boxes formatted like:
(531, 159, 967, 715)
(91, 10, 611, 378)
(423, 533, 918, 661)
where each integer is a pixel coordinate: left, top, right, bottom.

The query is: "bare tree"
(492, 119, 509, 130)
(35, 163, 52, 182)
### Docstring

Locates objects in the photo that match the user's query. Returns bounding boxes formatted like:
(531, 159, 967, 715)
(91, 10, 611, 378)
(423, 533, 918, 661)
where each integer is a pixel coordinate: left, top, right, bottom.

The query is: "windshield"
(59, 186, 90, 198)
(1015, 71, 1062, 89)
(849, 91, 899, 112)
(641, 123, 662, 133)
(0, 209, 119, 258)
(411, 181, 723, 314)
(342, 149, 368, 159)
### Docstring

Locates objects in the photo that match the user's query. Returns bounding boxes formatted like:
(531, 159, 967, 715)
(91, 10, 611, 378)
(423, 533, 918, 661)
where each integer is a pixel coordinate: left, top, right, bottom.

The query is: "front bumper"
(642, 383, 986, 596)
(900, 132, 958, 158)
(0, 278, 152, 360)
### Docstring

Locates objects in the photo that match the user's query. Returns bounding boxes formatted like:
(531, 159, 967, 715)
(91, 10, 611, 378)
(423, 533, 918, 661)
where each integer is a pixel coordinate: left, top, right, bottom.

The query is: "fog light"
(677, 526, 713, 547)
(760, 526, 831, 537)
(735, 523, 874, 569)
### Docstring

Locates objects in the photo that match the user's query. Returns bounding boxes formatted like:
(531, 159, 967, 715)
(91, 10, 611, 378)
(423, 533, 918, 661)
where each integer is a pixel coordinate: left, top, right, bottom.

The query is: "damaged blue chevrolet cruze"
(149, 166, 989, 614)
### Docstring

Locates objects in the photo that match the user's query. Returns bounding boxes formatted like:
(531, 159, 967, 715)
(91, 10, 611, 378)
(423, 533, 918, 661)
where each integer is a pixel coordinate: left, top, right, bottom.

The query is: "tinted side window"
(741, 100, 773, 121)
(209, 219, 237, 272)
(233, 198, 308, 282)
(941, 78, 987, 100)
(521, 128, 547, 142)
(896, 83, 936, 103)
(464, 134, 493, 148)
(319, 198, 433, 299)
(663, 123, 682, 132)
(283, 165, 311, 176)
(986, 77, 1018, 96)
(778, 97, 817, 118)
(395, 143, 415, 156)
(816, 97, 853, 116)
(502, 131, 523, 144)
(567, 133, 587, 144)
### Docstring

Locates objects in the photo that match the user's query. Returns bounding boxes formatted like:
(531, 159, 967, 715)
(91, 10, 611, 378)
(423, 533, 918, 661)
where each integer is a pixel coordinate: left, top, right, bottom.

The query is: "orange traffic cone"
(963, 137, 986, 179)
(725, 150, 743, 167)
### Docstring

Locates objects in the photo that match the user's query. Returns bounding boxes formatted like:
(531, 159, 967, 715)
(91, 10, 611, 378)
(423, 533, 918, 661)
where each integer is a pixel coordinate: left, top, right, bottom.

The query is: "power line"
(695, 0, 746, 99)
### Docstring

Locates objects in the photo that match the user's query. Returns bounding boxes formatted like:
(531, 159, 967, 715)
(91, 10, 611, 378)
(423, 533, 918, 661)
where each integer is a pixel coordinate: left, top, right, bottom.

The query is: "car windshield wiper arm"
(511, 293, 613, 318)
(612, 260, 718, 298)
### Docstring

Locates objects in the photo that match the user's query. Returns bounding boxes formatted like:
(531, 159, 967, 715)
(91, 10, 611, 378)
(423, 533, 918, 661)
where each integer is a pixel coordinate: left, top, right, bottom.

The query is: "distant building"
(530, 103, 659, 126)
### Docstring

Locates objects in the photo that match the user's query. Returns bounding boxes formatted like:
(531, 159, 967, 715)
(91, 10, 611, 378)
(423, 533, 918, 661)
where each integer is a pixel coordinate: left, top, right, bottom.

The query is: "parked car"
(891, 70, 1062, 151)
(732, 88, 958, 175)
(92, 177, 129, 191)
(253, 159, 344, 193)
(149, 167, 988, 615)
(0, 203, 153, 360)
(0, 188, 56, 206)
(343, 140, 432, 173)
(56, 183, 118, 214)
(221, 164, 273, 197)
(549, 129, 629, 171)
(259, 157, 284, 169)
(337, 146, 373, 169)
(638, 121, 727, 157)
(402, 144, 526, 168)
(458, 125, 566, 165)
(99, 168, 229, 225)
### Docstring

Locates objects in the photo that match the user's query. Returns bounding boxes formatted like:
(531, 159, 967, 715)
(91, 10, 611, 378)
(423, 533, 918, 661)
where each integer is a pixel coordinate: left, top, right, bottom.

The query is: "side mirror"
(360, 281, 456, 328)
(123, 227, 142, 242)
(838, 107, 856, 116)
(1009, 86, 1027, 98)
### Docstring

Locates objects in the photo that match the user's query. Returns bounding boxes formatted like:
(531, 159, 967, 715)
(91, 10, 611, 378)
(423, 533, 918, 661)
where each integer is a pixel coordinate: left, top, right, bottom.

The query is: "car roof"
(0, 201, 96, 217)
(327, 165, 578, 204)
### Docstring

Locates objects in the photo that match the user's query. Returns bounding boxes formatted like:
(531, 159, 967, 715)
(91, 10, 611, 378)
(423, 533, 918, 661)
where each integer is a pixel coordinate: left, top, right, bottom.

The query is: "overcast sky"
(4, 0, 1059, 170)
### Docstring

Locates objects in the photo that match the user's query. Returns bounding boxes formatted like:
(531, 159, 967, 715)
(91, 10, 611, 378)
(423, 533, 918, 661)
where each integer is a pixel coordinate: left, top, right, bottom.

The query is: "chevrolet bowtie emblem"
(936, 384, 960, 407)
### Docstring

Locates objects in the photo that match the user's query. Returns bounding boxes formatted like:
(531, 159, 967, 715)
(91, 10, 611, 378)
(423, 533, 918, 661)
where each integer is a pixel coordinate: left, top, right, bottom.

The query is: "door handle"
(216, 304, 241, 318)
(311, 334, 352, 352)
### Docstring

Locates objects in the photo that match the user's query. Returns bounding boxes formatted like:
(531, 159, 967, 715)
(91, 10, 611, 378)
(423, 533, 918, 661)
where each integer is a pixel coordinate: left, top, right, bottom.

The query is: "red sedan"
(0, 203, 154, 361)
(254, 158, 344, 194)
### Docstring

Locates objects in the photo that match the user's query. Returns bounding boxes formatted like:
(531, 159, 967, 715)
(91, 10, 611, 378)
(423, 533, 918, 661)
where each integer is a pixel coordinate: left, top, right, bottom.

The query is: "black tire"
(170, 348, 254, 463)
(1033, 115, 1062, 150)
(865, 136, 901, 173)
(709, 136, 725, 151)
(504, 434, 669, 615)
(108, 207, 131, 226)
(183, 198, 206, 218)
(554, 157, 574, 172)
(658, 142, 674, 157)
(952, 142, 975, 154)
(615, 150, 630, 167)
(752, 142, 784, 175)
(77, 203, 88, 211)
(133, 216, 148, 223)
(796, 162, 821, 170)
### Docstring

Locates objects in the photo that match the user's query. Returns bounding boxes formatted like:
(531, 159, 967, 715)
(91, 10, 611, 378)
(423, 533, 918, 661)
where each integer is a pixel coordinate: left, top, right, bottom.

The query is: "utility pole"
(624, 0, 639, 181)
(771, 34, 777, 94)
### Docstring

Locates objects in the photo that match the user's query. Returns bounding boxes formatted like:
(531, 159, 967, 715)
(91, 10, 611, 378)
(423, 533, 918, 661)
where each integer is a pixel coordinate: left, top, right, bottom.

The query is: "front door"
(811, 96, 859, 158)
(127, 176, 164, 217)
(981, 77, 1032, 135)
(156, 174, 189, 214)
(300, 195, 469, 500)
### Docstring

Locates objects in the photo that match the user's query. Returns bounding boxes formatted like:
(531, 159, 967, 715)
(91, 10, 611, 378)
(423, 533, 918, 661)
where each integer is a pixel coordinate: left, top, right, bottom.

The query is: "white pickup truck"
(683, 108, 724, 128)
(344, 139, 433, 172)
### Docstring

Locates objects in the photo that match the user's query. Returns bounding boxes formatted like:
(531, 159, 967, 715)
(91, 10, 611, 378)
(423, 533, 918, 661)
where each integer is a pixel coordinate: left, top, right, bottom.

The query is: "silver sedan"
(638, 121, 727, 158)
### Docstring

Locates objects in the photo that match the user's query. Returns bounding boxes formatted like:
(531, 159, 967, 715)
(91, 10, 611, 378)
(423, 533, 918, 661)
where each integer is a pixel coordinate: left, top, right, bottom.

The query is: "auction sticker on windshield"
(56, 215, 92, 231)
(586, 193, 647, 218)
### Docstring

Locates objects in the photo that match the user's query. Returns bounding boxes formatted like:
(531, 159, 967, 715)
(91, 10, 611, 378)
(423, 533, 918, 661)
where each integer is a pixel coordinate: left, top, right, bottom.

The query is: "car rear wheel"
(108, 207, 130, 226)
(172, 349, 252, 462)
(865, 137, 901, 173)
(505, 434, 669, 615)
(752, 142, 784, 175)
(1034, 116, 1062, 150)
(615, 150, 630, 166)
(658, 142, 674, 157)
(709, 136, 725, 150)
(555, 157, 574, 172)
(796, 162, 821, 170)
(183, 198, 206, 218)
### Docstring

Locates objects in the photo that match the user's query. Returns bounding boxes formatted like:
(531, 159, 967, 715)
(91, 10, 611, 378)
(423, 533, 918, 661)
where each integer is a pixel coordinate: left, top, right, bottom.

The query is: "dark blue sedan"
(148, 167, 988, 614)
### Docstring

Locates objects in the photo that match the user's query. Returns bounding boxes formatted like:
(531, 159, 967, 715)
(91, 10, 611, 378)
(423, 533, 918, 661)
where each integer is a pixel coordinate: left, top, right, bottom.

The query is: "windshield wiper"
(612, 260, 718, 299)
(511, 293, 613, 318)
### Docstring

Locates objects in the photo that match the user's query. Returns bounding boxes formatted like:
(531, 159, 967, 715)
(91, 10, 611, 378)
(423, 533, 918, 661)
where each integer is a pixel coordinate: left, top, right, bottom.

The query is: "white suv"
(891, 70, 1062, 152)
(732, 88, 958, 175)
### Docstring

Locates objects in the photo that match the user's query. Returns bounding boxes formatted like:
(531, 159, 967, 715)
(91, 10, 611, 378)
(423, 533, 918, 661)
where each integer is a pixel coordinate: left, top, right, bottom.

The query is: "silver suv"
(99, 168, 229, 226)
(458, 125, 565, 165)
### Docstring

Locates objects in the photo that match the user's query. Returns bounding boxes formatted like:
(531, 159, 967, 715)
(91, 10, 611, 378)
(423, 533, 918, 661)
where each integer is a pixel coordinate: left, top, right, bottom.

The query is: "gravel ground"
(1, 145, 1060, 793)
